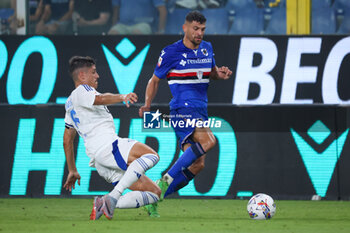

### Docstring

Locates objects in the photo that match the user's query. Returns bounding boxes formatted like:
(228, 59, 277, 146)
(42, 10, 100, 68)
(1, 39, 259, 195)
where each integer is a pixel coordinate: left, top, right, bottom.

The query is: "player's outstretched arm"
(139, 74, 161, 117)
(94, 92, 138, 107)
(63, 127, 81, 192)
(209, 66, 233, 80)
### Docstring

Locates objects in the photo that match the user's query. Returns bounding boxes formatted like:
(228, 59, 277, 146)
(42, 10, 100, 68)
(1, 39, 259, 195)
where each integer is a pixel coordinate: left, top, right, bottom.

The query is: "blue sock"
(167, 143, 205, 179)
(164, 169, 195, 197)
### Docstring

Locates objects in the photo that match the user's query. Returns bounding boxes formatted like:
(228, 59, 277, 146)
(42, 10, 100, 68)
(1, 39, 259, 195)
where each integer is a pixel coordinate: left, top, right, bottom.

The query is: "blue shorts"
(170, 107, 208, 149)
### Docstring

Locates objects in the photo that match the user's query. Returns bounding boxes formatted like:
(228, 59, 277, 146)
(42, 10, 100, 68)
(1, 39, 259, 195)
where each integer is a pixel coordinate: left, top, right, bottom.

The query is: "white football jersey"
(64, 84, 119, 158)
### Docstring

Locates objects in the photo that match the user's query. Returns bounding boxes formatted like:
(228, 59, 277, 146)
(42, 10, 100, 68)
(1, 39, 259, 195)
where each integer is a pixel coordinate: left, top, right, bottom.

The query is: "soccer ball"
(247, 193, 276, 220)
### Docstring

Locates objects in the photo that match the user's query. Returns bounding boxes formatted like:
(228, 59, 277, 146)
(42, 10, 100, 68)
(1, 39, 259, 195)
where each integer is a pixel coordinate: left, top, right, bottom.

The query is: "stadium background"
(1, 0, 350, 201)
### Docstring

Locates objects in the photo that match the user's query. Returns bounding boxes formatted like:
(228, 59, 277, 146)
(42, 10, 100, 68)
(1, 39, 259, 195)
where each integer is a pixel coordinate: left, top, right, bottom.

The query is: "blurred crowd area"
(0, 0, 349, 35)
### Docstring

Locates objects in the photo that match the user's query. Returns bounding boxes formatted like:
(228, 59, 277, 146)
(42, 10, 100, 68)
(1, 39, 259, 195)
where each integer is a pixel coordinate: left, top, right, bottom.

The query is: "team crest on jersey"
(157, 56, 163, 67)
(201, 48, 208, 56)
(197, 70, 203, 79)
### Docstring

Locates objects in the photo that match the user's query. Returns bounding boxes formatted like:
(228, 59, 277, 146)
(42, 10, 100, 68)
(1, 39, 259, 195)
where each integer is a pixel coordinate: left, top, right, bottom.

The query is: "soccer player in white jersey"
(63, 56, 161, 220)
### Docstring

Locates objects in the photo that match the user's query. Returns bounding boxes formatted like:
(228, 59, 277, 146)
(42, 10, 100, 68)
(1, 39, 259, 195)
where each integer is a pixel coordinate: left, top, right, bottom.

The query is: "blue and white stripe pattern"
(136, 154, 159, 172)
(82, 84, 93, 91)
(136, 158, 149, 172)
(141, 191, 149, 206)
(147, 192, 159, 203)
(143, 154, 159, 165)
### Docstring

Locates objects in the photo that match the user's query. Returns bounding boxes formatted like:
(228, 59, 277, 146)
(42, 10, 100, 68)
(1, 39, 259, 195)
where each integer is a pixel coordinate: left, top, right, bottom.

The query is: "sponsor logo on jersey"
(187, 58, 212, 64)
(179, 59, 187, 66)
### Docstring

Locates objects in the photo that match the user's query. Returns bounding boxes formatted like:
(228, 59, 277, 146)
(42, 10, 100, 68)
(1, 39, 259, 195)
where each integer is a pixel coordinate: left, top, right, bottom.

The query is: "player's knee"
(209, 136, 217, 150)
(195, 129, 217, 152)
(201, 136, 217, 152)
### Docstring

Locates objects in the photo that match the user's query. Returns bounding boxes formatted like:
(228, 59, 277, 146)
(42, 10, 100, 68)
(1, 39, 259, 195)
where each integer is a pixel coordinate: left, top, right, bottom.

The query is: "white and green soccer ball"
(247, 193, 276, 220)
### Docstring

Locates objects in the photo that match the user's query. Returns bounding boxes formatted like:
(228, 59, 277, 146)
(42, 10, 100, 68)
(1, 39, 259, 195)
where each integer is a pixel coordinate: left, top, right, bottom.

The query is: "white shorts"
(93, 138, 138, 184)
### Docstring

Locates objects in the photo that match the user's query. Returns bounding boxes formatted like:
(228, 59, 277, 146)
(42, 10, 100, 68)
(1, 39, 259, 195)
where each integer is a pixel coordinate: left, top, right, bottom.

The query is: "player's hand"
(63, 171, 81, 192)
(217, 66, 232, 80)
(123, 93, 138, 107)
(139, 105, 150, 117)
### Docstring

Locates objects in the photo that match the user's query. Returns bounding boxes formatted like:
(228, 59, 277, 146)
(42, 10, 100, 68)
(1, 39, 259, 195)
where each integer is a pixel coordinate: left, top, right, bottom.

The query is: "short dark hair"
(185, 10, 206, 24)
(69, 56, 96, 80)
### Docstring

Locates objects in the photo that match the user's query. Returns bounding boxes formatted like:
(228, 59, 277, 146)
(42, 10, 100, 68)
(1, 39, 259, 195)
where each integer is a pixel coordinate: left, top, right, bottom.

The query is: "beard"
(191, 37, 202, 46)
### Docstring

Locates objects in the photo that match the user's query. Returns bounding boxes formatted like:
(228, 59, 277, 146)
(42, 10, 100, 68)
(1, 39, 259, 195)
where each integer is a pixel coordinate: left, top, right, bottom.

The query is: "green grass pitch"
(1, 198, 349, 233)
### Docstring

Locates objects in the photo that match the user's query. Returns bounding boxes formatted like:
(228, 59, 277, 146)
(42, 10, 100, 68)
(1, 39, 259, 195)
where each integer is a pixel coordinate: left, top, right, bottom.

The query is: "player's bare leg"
(144, 127, 217, 217)
(162, 126, 216, 182)
(159, 127, 216, 197)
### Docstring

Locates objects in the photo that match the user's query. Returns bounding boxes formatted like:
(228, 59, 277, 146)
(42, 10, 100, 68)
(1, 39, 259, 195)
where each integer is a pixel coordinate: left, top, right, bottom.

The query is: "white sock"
(116, 191, 159, 209)
(109, 154, 159, 200)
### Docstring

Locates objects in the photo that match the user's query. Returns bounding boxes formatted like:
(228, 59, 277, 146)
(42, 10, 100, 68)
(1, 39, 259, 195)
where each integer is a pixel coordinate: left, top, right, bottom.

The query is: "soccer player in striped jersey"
(63, 56, 161, 220)
(139, 11, 232, 216)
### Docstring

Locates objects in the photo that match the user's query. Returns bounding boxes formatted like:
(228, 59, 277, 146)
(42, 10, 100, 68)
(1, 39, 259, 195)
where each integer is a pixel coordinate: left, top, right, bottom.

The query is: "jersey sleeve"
(64, 111, 74, 129)
(212, 54, 216, 68)
(209, 42, 216, 68)
(75, 85, 96, 108)
(154, 48, 174, 79)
